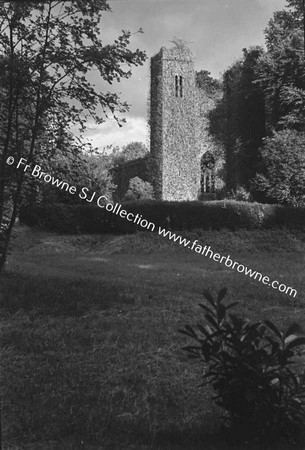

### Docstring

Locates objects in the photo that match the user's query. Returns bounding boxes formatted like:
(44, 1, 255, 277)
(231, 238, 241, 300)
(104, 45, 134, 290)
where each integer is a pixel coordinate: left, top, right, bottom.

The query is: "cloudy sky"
(84, 0, 287, 151)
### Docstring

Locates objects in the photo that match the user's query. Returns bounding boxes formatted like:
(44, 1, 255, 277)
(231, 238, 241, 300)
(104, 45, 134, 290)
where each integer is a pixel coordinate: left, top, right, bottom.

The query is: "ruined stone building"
(113, 42, 224, 201)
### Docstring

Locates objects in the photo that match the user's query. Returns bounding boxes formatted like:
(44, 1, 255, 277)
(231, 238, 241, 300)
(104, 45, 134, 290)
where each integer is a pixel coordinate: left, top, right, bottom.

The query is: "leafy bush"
(19, 203, 136, 234)
(124, 176, 154, 201)
(179, 289, 305, 443)
(229, 186, 251, 202)
(19, 200, 305, 234)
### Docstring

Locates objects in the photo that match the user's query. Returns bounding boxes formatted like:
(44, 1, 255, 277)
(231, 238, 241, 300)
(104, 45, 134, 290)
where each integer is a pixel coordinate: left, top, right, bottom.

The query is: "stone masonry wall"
(150, 44, 200, 201)
(150, 50, 164, 199)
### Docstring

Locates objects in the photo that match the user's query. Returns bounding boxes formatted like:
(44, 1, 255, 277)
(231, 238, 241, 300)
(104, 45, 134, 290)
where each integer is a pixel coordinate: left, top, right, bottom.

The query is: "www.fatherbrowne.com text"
(7, 156, 298, 298)
(157, 228, 297, 298)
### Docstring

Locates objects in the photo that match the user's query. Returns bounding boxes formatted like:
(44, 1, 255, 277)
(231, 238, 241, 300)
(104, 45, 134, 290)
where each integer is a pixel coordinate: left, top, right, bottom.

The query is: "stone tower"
(150, 43, 200, 201)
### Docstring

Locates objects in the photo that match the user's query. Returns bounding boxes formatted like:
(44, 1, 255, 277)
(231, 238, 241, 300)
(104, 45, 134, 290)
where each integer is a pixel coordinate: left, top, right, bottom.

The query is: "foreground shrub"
(179, 289, 305, 444)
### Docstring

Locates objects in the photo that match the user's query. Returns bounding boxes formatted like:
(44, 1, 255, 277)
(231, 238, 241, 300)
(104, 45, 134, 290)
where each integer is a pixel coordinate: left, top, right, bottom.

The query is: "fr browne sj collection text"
(6, 156, 154, 229)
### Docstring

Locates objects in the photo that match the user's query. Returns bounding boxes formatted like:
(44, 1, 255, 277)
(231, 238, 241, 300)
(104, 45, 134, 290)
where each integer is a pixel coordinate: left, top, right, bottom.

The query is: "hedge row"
(19, 200, 305, 234)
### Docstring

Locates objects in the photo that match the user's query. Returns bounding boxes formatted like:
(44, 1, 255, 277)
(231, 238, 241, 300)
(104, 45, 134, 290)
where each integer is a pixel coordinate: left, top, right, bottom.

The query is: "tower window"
(175, 75, 183, 97)
(175, 75, 179, 97)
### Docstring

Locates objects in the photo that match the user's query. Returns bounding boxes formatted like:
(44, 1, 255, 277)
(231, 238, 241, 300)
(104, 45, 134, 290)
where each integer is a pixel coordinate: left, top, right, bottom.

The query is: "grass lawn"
(1, 225, 305, 449)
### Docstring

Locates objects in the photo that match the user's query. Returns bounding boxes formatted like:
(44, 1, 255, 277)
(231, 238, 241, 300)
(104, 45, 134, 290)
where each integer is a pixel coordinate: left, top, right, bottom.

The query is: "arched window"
(201, 152, 216, 194)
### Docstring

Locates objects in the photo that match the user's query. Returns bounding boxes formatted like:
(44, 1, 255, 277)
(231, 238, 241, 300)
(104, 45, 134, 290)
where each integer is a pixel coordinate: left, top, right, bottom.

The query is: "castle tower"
(150, 43, 200, 201)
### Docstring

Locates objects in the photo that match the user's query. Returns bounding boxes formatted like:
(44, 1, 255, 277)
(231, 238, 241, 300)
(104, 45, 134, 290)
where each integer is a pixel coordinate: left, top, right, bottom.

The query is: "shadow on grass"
(0, 271, 126, 316)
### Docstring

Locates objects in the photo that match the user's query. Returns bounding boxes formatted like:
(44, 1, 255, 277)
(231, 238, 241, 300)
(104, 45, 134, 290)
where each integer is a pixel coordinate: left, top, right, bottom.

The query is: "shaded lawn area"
(1, 225, 305, 449)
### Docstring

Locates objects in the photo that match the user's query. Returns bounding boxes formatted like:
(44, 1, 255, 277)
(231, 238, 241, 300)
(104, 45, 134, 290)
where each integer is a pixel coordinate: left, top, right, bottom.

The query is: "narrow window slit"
(175, 75, 179, 97)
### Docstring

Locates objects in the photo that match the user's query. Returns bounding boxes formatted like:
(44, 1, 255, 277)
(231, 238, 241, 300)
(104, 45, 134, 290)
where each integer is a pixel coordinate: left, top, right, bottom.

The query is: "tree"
(257, 8, 305, 132)
(24, 144, 118, 206)
(0, 1, 146, 272)
(286, 0, 305, 54)
(209, 1, 305, 195)
(196, 70, 222, 98)
(84, 150, 117, 201)
(114, 141, 149, 165)
(210, 47, 266, 191)
(124, 177, 154, 201)
(252, 129, 305, 206)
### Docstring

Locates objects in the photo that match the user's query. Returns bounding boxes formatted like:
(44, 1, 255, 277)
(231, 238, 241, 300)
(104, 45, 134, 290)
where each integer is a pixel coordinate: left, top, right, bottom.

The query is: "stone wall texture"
(150, 45, 200, 201)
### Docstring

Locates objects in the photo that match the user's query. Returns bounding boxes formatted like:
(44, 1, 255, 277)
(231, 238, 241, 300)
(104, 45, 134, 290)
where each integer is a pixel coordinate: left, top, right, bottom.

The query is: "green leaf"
(203, 290, 216, 308)
(265, 320, 283, 340)
(178, 327, 196, 339)
(286, 336, 305, 351)
(217, 287, 228, 303)
(182, 345, 201, 355)
(226, 301, 239, 311)
(285, 322, 304, 338)
(217, 303, 226, 322)
(197, 323, 213, 338)
(205, 314, 218, 329)
(198, 303, 214, 316)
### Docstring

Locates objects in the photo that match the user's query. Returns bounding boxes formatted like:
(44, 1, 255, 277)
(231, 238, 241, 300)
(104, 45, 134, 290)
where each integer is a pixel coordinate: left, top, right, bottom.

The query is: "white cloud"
(84, 117, 149, 151)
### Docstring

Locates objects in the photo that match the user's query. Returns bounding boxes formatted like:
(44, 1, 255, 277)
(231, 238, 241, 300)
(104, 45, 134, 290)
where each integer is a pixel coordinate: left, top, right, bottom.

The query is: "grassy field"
(1, 225, 305, 449)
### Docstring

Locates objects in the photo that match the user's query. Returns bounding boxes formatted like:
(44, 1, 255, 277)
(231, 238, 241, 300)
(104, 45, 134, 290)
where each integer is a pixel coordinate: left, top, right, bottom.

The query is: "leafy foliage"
(258, 9, 305, 132)
(252, 129, 305, 206)
(179, 289, 305, 443)
(114, 142, 149, 165)
(196, 70, 222, 98)
(229, 186, 251, 202)
(124, 176, 154, 201)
